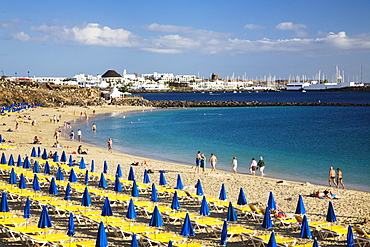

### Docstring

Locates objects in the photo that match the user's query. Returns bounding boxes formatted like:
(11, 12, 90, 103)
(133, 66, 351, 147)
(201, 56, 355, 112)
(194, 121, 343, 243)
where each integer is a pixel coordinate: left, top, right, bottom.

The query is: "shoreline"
(1, 105, 369, 246)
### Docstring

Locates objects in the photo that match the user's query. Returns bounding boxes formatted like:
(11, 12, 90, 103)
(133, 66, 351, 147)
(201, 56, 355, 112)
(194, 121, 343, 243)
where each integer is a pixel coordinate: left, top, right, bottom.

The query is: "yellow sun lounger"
(57, 241, 96, 247)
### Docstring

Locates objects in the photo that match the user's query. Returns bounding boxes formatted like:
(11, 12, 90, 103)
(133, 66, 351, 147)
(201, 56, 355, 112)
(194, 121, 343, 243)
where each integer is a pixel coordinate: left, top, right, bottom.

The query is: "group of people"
(329, 166, 345, 189)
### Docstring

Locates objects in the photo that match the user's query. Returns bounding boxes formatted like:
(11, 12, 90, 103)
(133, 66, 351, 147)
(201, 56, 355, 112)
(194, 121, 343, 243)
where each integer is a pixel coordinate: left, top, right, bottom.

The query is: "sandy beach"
(1, 105, 369, 246)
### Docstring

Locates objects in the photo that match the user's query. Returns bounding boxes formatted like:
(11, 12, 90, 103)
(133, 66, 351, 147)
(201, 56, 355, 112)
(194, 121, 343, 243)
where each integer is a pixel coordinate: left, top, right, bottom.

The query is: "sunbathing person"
(33, 136, 41, 144)
(77, 145, 89, 155)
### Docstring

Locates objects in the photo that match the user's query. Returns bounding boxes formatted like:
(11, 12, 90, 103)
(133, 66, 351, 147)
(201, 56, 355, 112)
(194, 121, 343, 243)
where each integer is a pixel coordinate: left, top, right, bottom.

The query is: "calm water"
(75, 102, 370, 192)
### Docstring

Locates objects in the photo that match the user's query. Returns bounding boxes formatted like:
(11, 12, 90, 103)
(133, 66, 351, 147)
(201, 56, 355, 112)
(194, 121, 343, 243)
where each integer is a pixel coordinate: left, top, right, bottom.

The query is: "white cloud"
(276, 22, 307, 37)
(244, 24, 265, 30)
(12, 31, 31, 41)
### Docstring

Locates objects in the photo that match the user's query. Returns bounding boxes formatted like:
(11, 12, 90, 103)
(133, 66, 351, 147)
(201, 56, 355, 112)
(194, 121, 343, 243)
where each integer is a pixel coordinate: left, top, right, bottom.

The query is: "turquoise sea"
(73, 92, 370, 192)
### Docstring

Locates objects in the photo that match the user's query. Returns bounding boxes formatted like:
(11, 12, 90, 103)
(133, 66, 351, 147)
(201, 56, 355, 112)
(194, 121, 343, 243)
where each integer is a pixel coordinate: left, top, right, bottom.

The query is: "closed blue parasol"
(219, 183, 227, 200)
(128, 166, 135, 180)
(96, 221, 108, 247)
(101, 197, 113, 217)
(67, 213, 75, 237)
(1, 153, 6, 164)
(64, 182, 71, 200)
(60, 151, 67, 163)
(171, 191, 180, 210)
(295, 195, 306, 215)
(168, 240, 173, 247)
(33, 161, 40, 173)
(227, 201, 238, 222)
(98, 173, 108, 189)
(149, 206, 163, 227)
(41, 148, 48, 160)
(200, 196, 210, 216)
(90, 160, 95, 172)
(220, 220, 228, 246)
(69, 168, 78, 183)
(43, 161, 51, 174)
(55, 167, 64, 180)
(23, 156, 31, 169)
(175, 174, 184, 190)
(180, 213, 195, 237)
(131, 234, 138, 247)
(143, 169, 150, 184)
(267, 231, 277, 247)
(81, 187, 92, 207)
(326, 201, 337, 223)
(262, 207, 273, 229)
(267, 191, 276, 210)
(9, 168, 17, 184)
(32, 174, 41, 192)
(126, 198, 137, 219)
(313, 238, 319, 247)
(19, 173, 27, 189)
(196, 179, 204, 196)
(68, 155, 73, 167)
(37, 147, 41, 157)
(151, 183, 158, 202)
(300, 215, 312, 239)
(131, 180, 139, 197)
(237, 187, 247, 205)
(0, 192, 10, 213)
(116, 164, 122, 178)
(114, 175, 122, 192)
(31, 147, 37, 157)
(24, 197, 31, 219)
(79, 157, 86, 169)
(17, 155, 23, 167)
(84, 170, 89, 185)
(8, 154, 14, 166)
(103, 161, 108, 174)
(38, 205, 52, 229)
(48, 177, 58, 195)
(159, 170, 166, 186)
(53, 152, 59, 162)
(347, 225, 354, 247)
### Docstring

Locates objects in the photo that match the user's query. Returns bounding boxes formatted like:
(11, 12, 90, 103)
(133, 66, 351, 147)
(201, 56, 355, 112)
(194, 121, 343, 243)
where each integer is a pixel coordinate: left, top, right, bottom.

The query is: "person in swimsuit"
(209, 153, 217, 172)
(336, 168, 345, 189)
(328, 166, 337, 187)
(194, 151, 201, 173)
(200, 153, 206, 174)
(232, 156, 238, 174)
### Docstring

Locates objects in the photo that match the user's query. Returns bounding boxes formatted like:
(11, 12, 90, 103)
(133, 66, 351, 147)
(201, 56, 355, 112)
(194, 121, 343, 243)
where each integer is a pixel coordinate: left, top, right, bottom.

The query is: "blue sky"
(1, 0, 369, 81)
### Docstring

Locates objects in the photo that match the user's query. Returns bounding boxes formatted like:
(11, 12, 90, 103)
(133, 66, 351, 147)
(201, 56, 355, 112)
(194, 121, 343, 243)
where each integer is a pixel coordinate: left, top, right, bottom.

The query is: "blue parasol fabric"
(346, 225, 354, 247)
(32, 174, 41, 192)
(143, 169, 150, 184)
(220, 220, 228, 246)
(300, 215, 312, 239)
(98, 173, 108, 188)
(37, 147, 41, 157)
(113, 175, 122, 192)
(31, 147, 37, 157)
(101, 197, 113, 217)
(96, 221, 108, 247)
(81, 187, 92, 207)
(48, 177, 58, 195)
(313, 238, 319, 247)
(237, 187, 247, 205)
(171, 191, 180, 210)
(103, 161, 108, 174)
(131, 234, 138, 247)
(0, 134, 2, 143)
(267, 191, 276, 210)
(79, 157, 86, 169)
(23, 156, 31, 169)
(175, 174, 184, 190)
(69, 168, 78, 183)
(0, 192, 10, 213)
(60, 151, 67, 163)
(8, 154, 14, 166)
(9, 168, 17, 184)
(295, 195, 306, 215)
(43, 161, 51, 174)
(17, 155, 23, 167)
(227, 201, 238, 222)
(84, 170, 89, 185)
(68, 155, 73, 167)
(41, 148, 48, 160)
(128, 166, 135, 181)
(1, 153, 6, 164)
(196, 179, 204, 196)
(91, 160, 95, 172)
(262, 207, 273, 229)
(33, 161, 40, 173)
(131, 180, 139, 197)
(168, 240, 173, 247)
(67, 212, 75, 237)
(267, 231, 277, 247)
(180, 213, 195, 237)
(126, 199, 137, 219)
(53, 152, 59, 162)
(151, 183, 158, 202)
(326, 201, 337, 223)
(200, 196, 210, 216)
(64, 182, 71, 200)
(116, 164, 122, 178)
(56, 167, 64, 180)
(24, 197, 31, 219)
(149, 206, 163, 227)
(38, 205, 52, 229)
(219, 183, 227, 201)
(159, 170, 166, 186)
(19, 173, 27, 189)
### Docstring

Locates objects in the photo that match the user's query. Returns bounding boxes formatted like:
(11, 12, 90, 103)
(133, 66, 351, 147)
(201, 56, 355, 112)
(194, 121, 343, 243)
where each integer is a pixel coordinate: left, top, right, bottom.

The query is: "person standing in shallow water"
(250, 158, 257, 175)
(257, 156, 265, 176)
(232, 156, 238, 174)
(336, 168, 345, 189)
(328, 166, 337, 187)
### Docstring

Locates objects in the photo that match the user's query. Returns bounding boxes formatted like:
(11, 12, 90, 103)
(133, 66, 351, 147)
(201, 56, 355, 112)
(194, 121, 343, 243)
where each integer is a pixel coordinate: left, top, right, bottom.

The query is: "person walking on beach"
(257, 156, 265, 176)
(69, 130, 74, 140)
(250, 158, 258, 175)
(336, 168, 345, 189)
(107, 138, 113, 153)
(194, 151, 201, 173)
(200, 153, 206, 174)
(232, 156, 238, 174)
(77, 129, 82, 142)
(328, 166, 338, 187)
(209, 153, 218, 172)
